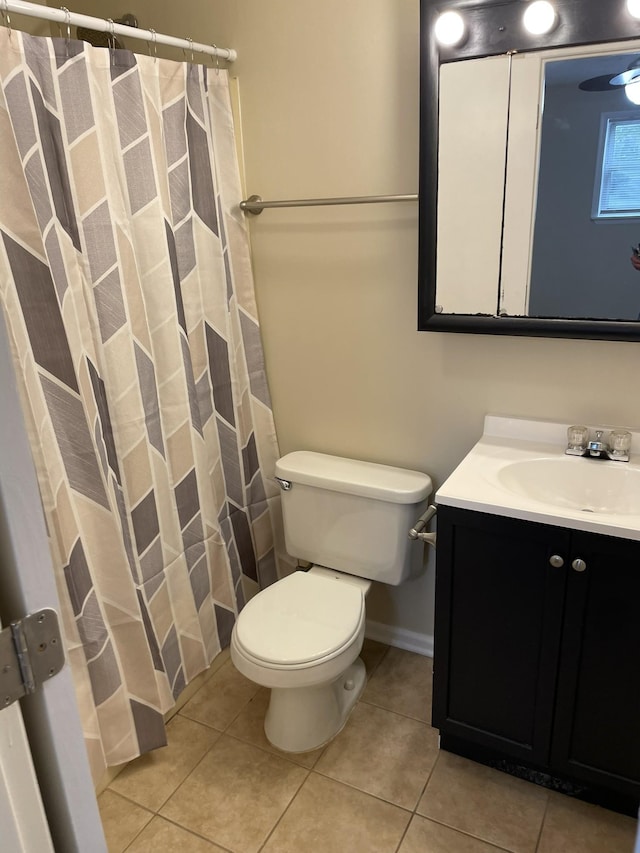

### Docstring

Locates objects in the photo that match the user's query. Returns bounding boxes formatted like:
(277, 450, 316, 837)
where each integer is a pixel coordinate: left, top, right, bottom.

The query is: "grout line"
(101, 790, 154, 852)
(223, 727, 326, 770)
(153, 733, 224, 813)
(177, 663, 261, 734)
(358, 694, 434, 724)
(358, 694, 433, 726)
(166, 649, 231, 720)
(307, 767, 415, 815)
(534, 792, 552, 852)
(256, 767, 313, 852)
(413, 749, 440, 813)
(363, 643, 391, 678)
(153, 735, 228, 814)
(177, 706, 228, 732)
(109, 731, 225, 819)
(102, 787, 155, 814)
(151, 812, 236, 852)
(407, 751, 538, 853)
(394, 813, 414, 853)
(411, 811, 522, 853)
(208, 693, 439, 818)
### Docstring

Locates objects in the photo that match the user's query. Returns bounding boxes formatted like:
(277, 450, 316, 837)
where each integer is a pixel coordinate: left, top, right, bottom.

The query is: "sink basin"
(497, 458, 640, 515)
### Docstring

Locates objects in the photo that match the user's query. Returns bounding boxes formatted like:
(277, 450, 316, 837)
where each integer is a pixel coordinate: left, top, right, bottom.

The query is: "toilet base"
(264, 657, 366, 753)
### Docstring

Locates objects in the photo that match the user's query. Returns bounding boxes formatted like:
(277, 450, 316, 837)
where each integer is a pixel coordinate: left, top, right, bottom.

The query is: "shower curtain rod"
(2, 1, 237, 61)
(239, 193, 418, 214)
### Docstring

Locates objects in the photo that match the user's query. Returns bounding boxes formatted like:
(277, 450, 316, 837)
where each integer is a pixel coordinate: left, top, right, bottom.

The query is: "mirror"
(419, 0, 640, 341)
(528, 49, 640, 320)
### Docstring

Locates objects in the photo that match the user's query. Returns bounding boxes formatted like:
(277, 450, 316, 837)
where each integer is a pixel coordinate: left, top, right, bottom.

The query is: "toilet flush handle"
(275, 477, 293, 491)
(409, 504, 437, 549)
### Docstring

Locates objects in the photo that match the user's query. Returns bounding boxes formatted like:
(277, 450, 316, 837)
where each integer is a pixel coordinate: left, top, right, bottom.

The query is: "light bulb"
(626, 80, 640, 104)
(523, 1, 557, 35)
(627, 0, 640, 20)
(434, 11, 466, 47)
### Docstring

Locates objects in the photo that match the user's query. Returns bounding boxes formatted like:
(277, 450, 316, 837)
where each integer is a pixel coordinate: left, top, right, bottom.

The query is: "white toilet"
(230, 451, 432, 753)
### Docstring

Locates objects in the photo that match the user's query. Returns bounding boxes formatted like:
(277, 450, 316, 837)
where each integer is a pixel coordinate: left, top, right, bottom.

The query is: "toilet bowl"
(230, 567, 371, 752)
(230, 450, 432, 754)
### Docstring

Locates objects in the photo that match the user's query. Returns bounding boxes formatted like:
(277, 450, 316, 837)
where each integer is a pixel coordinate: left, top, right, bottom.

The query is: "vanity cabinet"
(432, 505, 640, 813)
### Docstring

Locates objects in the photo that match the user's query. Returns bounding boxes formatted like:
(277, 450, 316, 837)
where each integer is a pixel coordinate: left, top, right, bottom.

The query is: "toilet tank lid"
(275, 451, 432, 504)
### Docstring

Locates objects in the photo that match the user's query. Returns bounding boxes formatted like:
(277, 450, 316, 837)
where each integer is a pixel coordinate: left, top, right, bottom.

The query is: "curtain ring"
(106, 17, 116, 64)
(106, 17, 114, 49)
(60, 6, 71, 54)
(147, 27, 157, 61)
(211, 44, 220, 75)
(187, 36, 194, 64)
(1, 0, 12, 37)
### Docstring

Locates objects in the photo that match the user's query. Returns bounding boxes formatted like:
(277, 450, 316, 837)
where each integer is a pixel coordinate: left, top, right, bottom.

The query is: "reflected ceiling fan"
(579, 57, 640, 92)
(76, 13, 138, 50)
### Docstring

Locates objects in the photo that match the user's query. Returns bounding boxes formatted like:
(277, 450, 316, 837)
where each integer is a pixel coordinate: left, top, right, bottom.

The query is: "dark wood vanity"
(432, 505, 640, 816)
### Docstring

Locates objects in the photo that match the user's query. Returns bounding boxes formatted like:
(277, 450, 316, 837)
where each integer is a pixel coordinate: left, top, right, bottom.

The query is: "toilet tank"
(275, 451, 432, 585)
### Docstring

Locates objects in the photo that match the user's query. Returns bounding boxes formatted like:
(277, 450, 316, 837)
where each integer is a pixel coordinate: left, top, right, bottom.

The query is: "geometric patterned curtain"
(0, 28, 282, 783)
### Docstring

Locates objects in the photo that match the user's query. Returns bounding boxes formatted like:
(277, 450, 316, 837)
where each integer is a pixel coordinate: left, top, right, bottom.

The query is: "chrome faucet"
(565, 425, 632, 462)
(587, 430, 608, 458)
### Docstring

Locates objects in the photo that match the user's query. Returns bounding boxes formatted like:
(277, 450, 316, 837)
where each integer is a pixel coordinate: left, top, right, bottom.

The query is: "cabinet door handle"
(549, 554, 564, 567)
(572, 558, 587, 573)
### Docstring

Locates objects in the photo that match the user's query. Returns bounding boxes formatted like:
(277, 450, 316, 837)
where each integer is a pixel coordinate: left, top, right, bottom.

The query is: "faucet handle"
(567, 425, 588, 450)
(609, 429, 632, 456)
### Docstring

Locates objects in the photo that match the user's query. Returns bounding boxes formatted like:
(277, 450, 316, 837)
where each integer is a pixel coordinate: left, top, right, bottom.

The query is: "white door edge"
(0, 310, 106, 852)
(0, 620, 54, 853)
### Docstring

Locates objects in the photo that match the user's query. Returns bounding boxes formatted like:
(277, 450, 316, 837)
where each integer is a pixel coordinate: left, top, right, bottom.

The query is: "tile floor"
(99, 642, 639, 853)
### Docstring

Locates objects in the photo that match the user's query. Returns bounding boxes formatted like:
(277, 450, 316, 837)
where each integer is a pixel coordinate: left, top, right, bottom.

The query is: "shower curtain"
(0, 28, 282, 783)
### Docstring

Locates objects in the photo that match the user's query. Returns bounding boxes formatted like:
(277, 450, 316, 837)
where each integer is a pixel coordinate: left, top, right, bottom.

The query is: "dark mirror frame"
(418, 0, 640, 341)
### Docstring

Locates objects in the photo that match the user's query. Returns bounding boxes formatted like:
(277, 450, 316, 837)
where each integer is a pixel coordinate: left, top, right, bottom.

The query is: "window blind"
(597, 116, 640, 218)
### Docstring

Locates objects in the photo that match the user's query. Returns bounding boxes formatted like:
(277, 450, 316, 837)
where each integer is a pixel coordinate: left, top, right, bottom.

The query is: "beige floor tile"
(126, 816, 227, 851)
(399, 815, 508, 853)
(179, 658, 259, 731)
(537, 792, 638, 853)
(417, 751, 547, 853)
(362, 647, 433, 722)
(97, 790, 153, 853)
(160, 733, 307, 852)
(360, 638, 390, 677)
(315, 701, 439, 809)
(227, 687, 325, 768)
(109, 715, 221, 811)
(262, 772, 411, 853)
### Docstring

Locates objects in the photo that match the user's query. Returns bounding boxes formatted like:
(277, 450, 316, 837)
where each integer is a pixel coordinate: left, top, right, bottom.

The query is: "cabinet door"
(551, 530, 640, 798)
(433, 507, 570, 765)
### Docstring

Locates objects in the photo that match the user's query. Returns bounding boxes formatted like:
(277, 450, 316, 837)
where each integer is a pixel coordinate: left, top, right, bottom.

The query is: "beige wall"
(6, 0, 51, 36)
(44, 0, 640, 640)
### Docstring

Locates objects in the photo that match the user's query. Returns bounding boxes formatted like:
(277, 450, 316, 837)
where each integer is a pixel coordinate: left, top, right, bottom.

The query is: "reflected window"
(594, 113, 640, 219)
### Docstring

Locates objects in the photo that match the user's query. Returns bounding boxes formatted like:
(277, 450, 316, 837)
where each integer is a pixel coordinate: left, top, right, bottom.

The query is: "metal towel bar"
(240, 193, 418, 215)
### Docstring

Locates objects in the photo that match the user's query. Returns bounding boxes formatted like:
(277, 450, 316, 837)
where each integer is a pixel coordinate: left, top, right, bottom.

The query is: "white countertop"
(436, 415, 640, 541)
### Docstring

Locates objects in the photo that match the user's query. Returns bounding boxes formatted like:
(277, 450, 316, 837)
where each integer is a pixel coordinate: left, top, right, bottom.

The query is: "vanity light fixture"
(627, 0, 640, 19)
(434, 10, 466, 46)
(523, 0, 558, 35)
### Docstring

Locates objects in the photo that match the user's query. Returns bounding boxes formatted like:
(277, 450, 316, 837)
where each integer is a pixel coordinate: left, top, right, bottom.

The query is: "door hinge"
(1, 609, 65, 710)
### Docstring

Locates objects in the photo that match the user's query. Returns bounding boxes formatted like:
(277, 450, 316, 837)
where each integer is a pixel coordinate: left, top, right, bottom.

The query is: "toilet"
(230, 451, 432, 753)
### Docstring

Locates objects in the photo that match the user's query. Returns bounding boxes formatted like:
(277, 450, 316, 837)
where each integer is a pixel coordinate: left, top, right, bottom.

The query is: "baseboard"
(365, 619, 433, 657)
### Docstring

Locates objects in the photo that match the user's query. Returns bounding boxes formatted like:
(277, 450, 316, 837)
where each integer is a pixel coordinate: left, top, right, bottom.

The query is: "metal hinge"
(1, 609, 65, 711)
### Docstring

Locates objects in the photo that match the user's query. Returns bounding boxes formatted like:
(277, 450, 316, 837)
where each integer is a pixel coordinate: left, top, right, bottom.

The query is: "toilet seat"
(233, 570, 365, 668)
